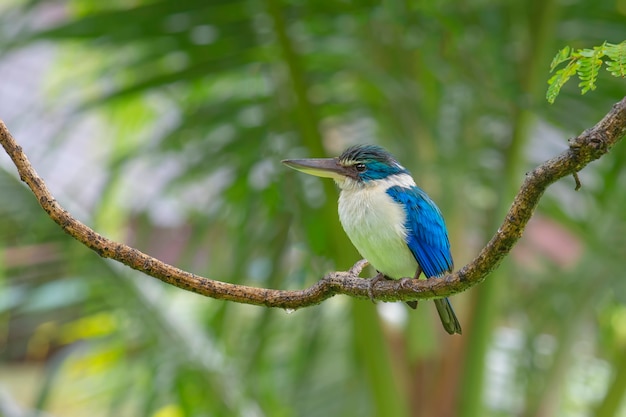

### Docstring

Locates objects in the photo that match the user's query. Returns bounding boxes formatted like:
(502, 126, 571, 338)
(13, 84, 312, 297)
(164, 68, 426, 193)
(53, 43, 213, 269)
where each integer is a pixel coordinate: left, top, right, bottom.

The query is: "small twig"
(572, 172, 582, 190)
(349, 259, 369, 275)
(1, 97, 625, 308)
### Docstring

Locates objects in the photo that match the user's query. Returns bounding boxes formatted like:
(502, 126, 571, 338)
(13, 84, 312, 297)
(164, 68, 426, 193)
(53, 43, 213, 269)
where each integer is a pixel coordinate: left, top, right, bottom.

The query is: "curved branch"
(1, 97, 626, 309)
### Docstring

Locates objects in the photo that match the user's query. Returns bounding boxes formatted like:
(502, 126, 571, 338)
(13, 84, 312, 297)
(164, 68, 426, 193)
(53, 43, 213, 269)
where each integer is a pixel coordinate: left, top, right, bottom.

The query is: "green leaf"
(546, 60, 579, 104)
(604, 42, 626, 78)
(577, 48, 596, 58)
(576, 46, 604, 94)
(549, 45, 571, 72)
(546, 41, 626, 102)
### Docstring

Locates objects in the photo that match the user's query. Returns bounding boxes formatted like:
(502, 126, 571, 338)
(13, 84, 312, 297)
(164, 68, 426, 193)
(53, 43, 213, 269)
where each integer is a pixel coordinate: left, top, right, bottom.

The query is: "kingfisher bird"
(283, 144, 461, 335)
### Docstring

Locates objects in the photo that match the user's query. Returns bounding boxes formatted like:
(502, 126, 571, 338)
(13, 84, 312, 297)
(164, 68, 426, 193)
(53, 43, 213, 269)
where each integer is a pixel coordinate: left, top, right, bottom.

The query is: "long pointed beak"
(281, 157, 349, 180)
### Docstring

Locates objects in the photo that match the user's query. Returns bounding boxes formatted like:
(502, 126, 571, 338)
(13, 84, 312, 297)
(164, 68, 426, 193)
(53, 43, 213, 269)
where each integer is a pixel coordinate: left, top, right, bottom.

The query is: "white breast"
(337, 174, 419, 279)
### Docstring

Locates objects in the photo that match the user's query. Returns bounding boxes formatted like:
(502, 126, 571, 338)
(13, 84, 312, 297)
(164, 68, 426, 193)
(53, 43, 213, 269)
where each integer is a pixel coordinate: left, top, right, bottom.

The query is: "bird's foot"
(413, 266, 423, 280)
(400, 277, 419, 309)
(399, 277, 414, 289)
(368, 272, 387, 304)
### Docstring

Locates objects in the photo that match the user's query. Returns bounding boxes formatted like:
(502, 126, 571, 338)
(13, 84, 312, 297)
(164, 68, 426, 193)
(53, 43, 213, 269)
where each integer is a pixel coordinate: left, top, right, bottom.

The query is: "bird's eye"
(355, 163, 367, 172)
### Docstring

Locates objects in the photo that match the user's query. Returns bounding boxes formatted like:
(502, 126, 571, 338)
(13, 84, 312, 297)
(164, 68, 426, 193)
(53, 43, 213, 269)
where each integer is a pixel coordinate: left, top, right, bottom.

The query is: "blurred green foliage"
(1, 0, 626, 416)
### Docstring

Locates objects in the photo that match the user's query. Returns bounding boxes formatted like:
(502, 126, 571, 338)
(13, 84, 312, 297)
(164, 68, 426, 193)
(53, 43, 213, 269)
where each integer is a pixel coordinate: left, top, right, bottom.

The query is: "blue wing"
(386, 185, 453, 278)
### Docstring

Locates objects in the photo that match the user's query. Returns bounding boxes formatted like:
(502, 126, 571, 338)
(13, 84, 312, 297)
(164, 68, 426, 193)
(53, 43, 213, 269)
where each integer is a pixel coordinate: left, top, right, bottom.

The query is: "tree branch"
(1, 97, 625, 309)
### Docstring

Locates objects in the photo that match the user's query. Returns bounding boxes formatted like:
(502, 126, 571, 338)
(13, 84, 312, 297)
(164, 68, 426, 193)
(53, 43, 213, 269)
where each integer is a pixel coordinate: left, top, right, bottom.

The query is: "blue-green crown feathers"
(339, 144, 408, 181)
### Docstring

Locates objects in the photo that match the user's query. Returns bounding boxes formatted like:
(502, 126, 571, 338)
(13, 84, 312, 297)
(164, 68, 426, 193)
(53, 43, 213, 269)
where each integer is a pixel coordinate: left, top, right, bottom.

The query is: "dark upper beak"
(281, 158, 350, 180)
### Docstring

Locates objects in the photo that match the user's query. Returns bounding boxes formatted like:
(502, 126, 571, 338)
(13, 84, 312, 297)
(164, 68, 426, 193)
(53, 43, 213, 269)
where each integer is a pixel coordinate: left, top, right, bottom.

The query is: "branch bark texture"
(1, 97, 626, 309)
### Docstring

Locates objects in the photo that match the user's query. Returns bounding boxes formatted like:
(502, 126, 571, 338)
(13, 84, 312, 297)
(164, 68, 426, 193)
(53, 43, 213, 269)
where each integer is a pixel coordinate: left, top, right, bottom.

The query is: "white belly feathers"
(337, 174, 419, 279)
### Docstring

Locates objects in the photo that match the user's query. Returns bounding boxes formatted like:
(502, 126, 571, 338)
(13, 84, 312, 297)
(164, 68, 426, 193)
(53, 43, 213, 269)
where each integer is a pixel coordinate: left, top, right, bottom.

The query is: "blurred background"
(1, 0, 626, 416)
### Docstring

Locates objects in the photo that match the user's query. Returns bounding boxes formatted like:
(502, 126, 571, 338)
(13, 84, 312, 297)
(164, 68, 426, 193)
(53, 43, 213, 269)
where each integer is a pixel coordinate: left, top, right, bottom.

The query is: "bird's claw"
(399, 277, 414, 289)
(368, 272, 386, 304)
(400, 277, 419, 308)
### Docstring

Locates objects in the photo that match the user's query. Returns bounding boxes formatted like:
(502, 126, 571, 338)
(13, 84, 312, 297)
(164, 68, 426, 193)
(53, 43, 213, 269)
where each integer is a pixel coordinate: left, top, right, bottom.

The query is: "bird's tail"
(434, 298, 462, 335)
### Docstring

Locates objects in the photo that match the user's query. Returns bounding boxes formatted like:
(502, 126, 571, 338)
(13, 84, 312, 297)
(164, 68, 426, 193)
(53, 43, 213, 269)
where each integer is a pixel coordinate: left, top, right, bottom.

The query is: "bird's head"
(282, 144, 408, 189)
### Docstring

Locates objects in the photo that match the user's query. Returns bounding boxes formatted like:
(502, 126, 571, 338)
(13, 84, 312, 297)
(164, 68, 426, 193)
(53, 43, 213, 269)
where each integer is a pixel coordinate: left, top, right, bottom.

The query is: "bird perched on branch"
(283, 144, 462, 335)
